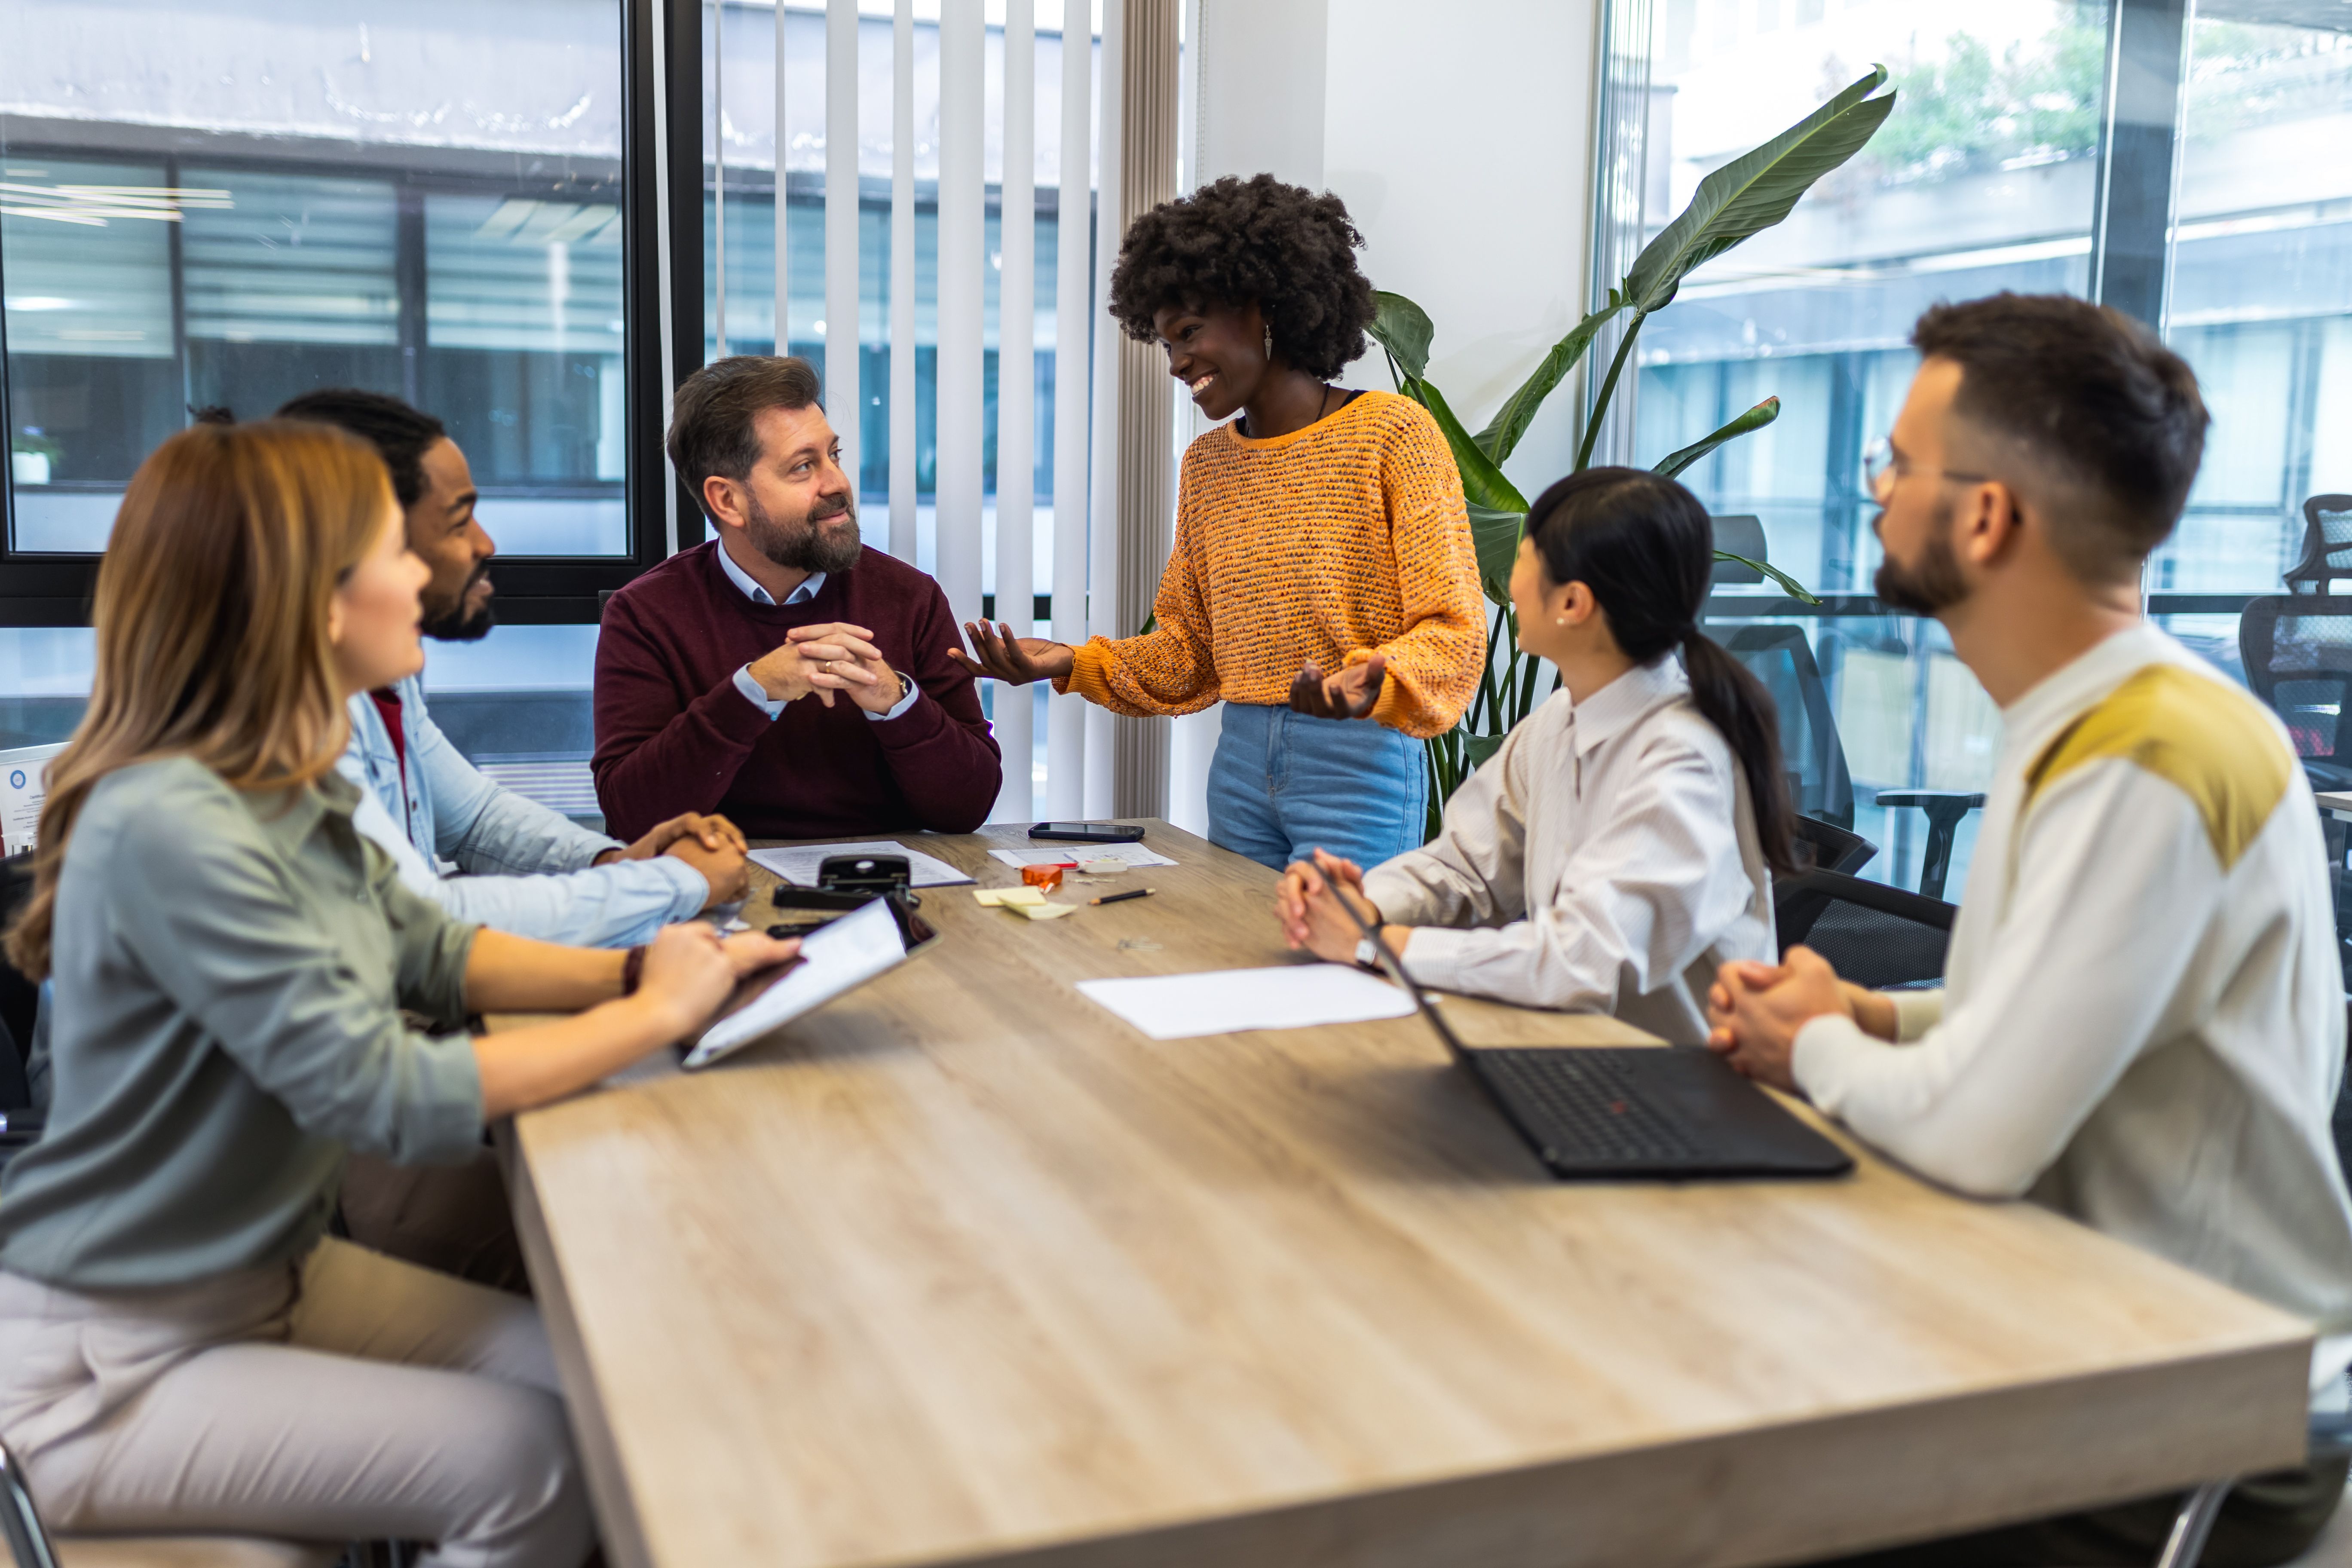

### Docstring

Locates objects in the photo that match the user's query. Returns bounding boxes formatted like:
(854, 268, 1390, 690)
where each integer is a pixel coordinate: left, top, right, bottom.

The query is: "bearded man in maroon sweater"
(593, 356, 1001, 841)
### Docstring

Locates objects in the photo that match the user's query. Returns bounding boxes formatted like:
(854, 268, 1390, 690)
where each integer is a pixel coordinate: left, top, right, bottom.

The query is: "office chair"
(1708, 514, 1769, 586)
(0, 1437, 341, 1568)
(1704, 514, 1858, 829)
(2240, 596, 2352, 793)
(1725, 625, 1858, 831)
(1774, 868, 1954, 990)
(1792, 814, 1877, 876)
(2282, 494, 2352, 595)
(1872, 790, 1986, 901)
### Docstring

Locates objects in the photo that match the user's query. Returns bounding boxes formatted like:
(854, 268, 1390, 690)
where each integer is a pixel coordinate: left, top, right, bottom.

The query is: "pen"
(1090, 887, 1155, 906)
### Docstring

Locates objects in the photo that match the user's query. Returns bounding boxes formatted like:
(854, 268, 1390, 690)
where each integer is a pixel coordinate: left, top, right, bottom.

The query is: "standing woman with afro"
(952, 175, 1485, 870)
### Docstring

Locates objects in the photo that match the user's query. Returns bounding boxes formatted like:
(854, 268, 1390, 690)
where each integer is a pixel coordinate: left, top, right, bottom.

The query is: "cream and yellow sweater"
(1057, 390, 1486, 740)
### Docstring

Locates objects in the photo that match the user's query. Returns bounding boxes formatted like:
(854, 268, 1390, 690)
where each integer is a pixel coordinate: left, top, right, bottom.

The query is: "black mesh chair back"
(2239, 596, 2352, 793)
(1722, 625, 1856, 829)
(2284, 495, 2352, 594)
(1775, 869, 1954, 991)
(1792, 814, 1877, 876)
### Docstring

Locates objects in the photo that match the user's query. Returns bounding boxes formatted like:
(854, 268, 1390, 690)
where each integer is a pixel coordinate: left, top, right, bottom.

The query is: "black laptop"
(1335, 898, 1853, 1180)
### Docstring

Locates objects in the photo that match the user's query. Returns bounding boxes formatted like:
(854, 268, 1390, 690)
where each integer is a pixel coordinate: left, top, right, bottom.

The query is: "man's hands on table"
(1705, 946, 1897, 1092)
(596, 812, 752, 910)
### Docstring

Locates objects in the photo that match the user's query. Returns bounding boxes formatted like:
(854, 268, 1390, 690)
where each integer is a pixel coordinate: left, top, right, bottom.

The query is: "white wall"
(1168, 0, 1595, 833)
(1323, 0, 1598, 499)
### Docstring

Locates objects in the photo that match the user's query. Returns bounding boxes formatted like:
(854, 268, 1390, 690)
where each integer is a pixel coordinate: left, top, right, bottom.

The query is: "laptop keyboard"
(1474, 1049, 1703, 1165)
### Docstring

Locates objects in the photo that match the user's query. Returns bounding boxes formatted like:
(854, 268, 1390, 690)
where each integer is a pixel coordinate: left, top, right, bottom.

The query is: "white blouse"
(1362, 655, 1775, 1043)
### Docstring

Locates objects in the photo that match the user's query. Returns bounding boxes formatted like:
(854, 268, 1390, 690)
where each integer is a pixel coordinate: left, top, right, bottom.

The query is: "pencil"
(1089, 887, 1155, 906)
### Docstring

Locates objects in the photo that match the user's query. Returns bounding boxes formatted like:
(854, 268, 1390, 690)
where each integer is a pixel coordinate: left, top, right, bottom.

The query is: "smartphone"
(1028, 822, 1145, 844)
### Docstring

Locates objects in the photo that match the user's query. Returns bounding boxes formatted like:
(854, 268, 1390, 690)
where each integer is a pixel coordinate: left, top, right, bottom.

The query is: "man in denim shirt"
(282, 390, 749, 951)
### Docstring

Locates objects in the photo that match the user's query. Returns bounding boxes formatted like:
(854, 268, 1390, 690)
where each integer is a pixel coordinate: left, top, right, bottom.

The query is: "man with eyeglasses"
(1706, 293, 2352, 1567)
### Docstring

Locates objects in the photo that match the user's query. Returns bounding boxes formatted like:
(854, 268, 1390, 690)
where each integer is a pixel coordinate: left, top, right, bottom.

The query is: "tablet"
(682, 895, 916, 1070)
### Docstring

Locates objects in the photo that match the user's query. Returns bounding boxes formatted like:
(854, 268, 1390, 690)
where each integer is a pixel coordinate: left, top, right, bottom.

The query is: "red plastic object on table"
(1021, 864, 1066, 892)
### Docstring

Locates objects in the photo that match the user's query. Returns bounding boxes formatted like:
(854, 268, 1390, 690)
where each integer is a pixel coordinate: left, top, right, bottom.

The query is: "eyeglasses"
(1861, 436, 1993, 504)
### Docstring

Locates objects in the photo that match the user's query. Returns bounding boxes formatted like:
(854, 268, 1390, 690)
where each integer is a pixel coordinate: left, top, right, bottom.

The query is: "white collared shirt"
(1791, 623, 2352, 1391)
(1363, 655, 1775, 1044)
(716, 541, 919, 722)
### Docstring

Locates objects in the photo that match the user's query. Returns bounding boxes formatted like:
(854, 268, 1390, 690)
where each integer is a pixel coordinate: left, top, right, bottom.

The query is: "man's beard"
(746, 488, 862, 576)
(1872, 497, 1969, 615)
(421, 561, 496, 642)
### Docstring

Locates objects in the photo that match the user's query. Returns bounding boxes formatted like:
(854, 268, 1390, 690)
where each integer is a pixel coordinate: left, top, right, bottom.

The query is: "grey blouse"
(0, 756, 483, 1288)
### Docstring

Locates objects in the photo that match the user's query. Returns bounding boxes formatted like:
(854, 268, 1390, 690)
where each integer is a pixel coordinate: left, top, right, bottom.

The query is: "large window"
(0, 0, 658, 819)
(1609, 0, 2349, 894)
(0, 0, 640, 565)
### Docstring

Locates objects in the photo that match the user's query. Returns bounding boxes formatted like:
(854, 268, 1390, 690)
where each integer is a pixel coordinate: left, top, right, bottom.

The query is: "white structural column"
(711, 0, 726, 357)
(888, 0, 916, 561)
(1109, 0, 1179, 816)
(1082, 0, 1124, 815)
(935, 1, 985, 631)
(1047, 0, 1093, 816)
(993, 0, 1037, 821)
(773, 0, 790, 368)
(825, 0, 860, 485)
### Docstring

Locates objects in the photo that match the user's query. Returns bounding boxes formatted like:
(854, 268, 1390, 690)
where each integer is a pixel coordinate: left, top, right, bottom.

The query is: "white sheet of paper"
(750, 840, 972, 888)
(0, 743, 64, 858)
(989, 840, 1176, 871)
(1075, 964, 1416, 1041)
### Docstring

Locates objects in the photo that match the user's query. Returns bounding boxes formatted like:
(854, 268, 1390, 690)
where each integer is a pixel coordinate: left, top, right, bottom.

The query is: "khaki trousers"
(0, 1239, 591, 1568)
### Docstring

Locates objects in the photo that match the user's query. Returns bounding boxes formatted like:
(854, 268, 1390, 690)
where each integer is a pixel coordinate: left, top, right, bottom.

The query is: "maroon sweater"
(592, 542, 1001, 841)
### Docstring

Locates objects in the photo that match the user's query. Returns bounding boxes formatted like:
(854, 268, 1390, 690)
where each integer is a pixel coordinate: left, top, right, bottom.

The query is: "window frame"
(0, 0, 683, 627)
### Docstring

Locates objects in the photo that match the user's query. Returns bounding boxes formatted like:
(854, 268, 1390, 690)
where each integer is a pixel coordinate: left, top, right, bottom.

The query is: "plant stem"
(1574, 311, 1646, 472)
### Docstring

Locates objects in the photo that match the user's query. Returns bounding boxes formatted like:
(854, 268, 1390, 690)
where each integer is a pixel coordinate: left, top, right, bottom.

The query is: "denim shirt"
(339, 675, 706, 949)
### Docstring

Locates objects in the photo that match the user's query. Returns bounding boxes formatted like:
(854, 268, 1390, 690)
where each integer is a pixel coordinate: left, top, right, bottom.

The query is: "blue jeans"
(1205, 704, 1429, 872)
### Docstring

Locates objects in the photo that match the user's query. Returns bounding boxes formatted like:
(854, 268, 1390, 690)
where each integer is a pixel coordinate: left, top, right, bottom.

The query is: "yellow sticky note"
(974, 886, 1046, 908)
(1014, 901, 1079, 920)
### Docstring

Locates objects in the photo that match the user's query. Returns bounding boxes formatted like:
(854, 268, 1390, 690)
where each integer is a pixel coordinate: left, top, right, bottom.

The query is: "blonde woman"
(0, 421, 795, 1565)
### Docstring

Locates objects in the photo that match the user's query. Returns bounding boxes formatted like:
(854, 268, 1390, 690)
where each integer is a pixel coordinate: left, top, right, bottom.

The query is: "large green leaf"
(1463, 732, 1507, 772)
(1467, 502, 1525, 608)
(1622, 67, 1894, 313)
(1653, 395, 1781, 478)
(1712, 551, 1822, 605)
(1472, 300, 1622, 466)
(1415, 377, 1529, 516)
(1369, 291, 1434, 381)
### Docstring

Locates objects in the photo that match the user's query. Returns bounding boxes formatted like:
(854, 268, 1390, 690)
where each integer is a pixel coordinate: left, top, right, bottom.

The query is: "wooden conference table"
(498, 820, 2312, 1568)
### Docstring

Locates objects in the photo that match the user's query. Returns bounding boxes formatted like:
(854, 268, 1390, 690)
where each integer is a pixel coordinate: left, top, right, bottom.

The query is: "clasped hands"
(1705, 947, 1899, 1090)
(1265, 858, 1898, 1095)
(1274, 848, 1411, 965)
(594, 811, 752, 911)
(949, 622, 1388, 721)
(748, 622, 905, 716)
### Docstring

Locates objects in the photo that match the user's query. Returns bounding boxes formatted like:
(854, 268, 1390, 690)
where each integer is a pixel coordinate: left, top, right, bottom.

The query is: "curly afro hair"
(1108, 175, 1376, 381)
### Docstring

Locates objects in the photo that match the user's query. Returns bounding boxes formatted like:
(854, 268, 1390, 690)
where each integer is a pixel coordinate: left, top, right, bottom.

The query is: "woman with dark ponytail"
(1274, 466, 1792, 1042)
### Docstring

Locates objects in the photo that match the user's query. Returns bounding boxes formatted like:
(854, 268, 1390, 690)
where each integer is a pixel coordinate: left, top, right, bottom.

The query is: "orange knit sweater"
(1059, 390, 1485, 740)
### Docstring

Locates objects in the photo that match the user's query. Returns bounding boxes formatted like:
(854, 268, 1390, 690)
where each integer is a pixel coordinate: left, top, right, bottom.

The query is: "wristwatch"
(1354, 935, 1381, 972)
